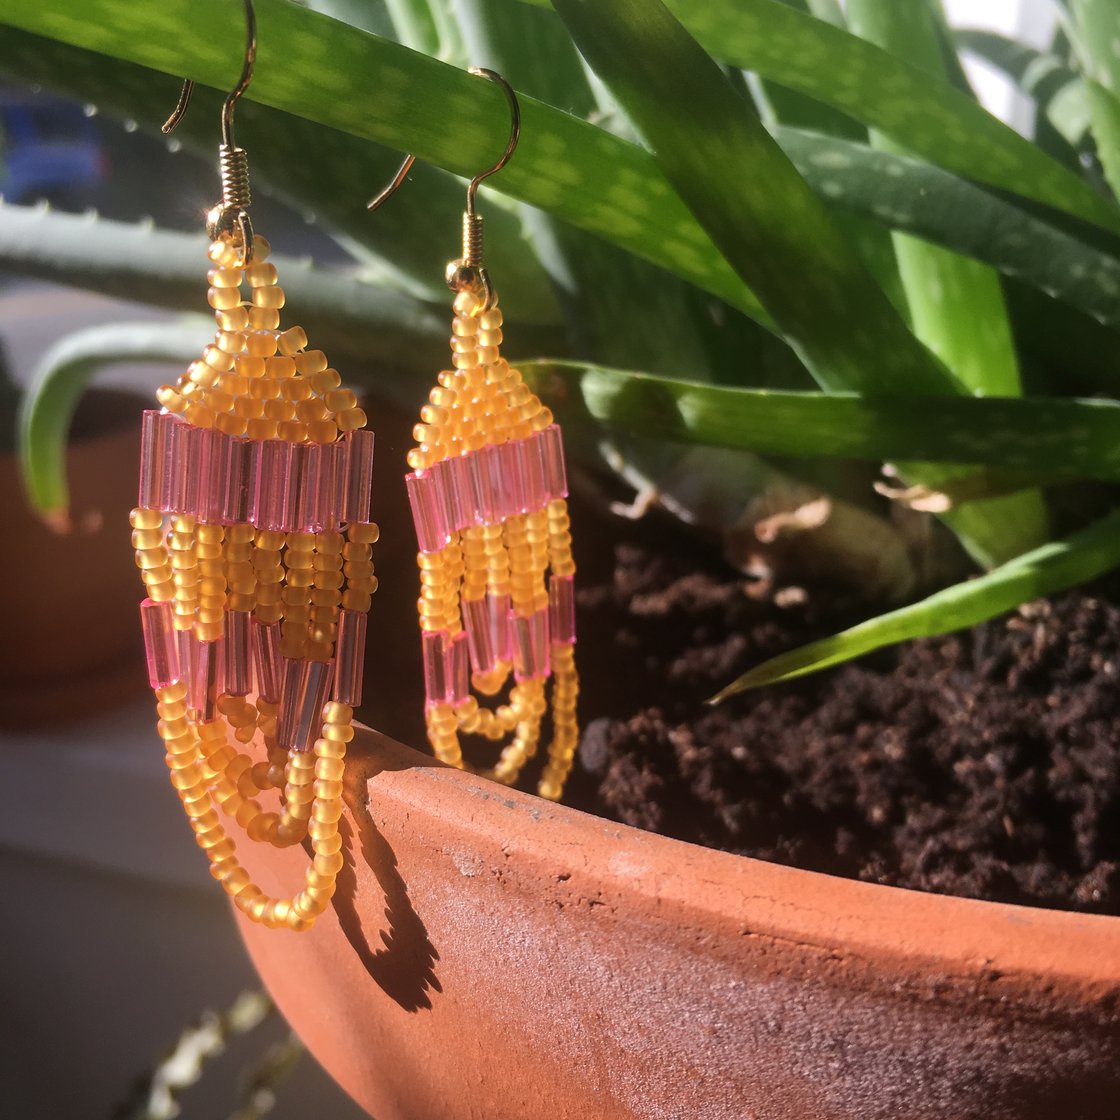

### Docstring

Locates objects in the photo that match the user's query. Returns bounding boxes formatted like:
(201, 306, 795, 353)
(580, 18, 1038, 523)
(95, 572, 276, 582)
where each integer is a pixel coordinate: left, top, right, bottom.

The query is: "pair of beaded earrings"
(130, 3, 578, 933)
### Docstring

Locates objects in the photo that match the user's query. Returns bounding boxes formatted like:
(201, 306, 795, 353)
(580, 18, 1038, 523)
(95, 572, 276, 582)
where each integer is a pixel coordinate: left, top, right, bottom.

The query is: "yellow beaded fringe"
(132, 235, 378, 932)
(410, 289, 579, 800)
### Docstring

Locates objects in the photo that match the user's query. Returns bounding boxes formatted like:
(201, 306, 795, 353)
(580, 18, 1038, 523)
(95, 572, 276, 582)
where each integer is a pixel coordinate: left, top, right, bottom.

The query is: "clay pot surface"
(236, 725, 1120, 1120)
(0, 389, 147, 727)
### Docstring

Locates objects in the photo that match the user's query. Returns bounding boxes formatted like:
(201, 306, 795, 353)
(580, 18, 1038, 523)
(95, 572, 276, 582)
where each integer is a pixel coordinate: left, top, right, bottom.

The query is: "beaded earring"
(370, 69, 579, 800)
(130, 0, 377, 932)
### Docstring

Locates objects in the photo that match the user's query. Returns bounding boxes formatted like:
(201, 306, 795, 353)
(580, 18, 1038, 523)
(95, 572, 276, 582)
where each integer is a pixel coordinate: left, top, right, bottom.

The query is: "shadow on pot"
(332, 753, 442, 1013)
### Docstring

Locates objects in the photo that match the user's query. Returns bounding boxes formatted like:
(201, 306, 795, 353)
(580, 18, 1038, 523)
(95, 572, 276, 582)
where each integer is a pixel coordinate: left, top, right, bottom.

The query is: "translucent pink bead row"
(421, 575, 577, 707)
(141, 599, 368, 750)
(138, 411, 374, 531)
(405, 425, 568, 553)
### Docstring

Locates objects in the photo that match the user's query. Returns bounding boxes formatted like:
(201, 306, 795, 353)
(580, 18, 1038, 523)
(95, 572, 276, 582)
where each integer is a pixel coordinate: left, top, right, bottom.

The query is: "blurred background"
(0, 0, 1057, 1117)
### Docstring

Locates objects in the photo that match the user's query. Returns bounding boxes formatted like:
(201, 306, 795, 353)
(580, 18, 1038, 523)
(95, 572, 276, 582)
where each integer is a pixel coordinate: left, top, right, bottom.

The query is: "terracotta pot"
(0, 388, 149, 727)
(235, 724, 1120, 1120)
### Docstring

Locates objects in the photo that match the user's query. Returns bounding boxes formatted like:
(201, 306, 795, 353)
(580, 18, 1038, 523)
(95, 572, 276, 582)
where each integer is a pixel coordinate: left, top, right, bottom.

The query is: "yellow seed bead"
(309, 368, 341, 394)
(156, 386, 186, 413)
(306, 419, 337, 443)
(251, 377, 281, 401)
(296, 397, 328, 422)
(246, 331, 278, 358)
(324, 388, 356, 413)
(248, 306, 280, 330)
(294, 350, 327, 375)
(208, 239, 241, 267)
(266, 355, 296, 379)
(323, 701, 353, 725)
(216, 411, 247, 436)
(341, 589, 372, 612)
(208, 267, 241, 288)
(253, 285, 285, 309)
(278, 326, 308, 355)
(337, 406, 366, 431)
(245, 262, 278, 287)
(251, 234, 271, 260)
(237, 354, 266, 378)
(315, 756, 345, 782)
(184, 403, 215, 429)
(208, 285, 241, 311)
(246, 418, 278, 441)
(217, 330, 246, 355)
(348, 522, 380, 545)
(217, 305, 250, 331)
(282, 378, 313, 402)
(274, 420, 303, 442)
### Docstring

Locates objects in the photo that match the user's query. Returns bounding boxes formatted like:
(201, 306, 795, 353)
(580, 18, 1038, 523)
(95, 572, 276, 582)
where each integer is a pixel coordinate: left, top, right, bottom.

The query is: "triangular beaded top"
(131, 234, 378, 932)
(404, 287, 579, 800)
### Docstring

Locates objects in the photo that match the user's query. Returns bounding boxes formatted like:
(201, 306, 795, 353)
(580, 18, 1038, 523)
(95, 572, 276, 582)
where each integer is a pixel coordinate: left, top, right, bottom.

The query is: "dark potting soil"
(561, 505, 1120, 917)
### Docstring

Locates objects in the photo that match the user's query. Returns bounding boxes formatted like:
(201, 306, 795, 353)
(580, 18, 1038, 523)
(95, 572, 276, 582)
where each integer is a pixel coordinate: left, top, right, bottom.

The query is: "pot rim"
(350, 722, 1120, 1018)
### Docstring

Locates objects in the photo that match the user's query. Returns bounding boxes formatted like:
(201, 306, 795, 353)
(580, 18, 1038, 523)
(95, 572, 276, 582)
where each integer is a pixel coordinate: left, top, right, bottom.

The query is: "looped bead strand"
(133, 235, 379, 932)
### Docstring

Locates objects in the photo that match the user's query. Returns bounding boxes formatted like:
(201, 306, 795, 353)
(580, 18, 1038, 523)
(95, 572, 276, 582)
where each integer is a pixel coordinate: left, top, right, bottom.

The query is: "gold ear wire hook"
(367, 67, 520, 311)
(162, 0, 258, 265)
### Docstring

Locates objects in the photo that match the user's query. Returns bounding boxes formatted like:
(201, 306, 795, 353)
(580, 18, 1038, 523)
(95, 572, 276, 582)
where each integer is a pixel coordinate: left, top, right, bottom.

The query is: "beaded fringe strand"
(132, 234, 378, 932)
(406, 288, 579, 799)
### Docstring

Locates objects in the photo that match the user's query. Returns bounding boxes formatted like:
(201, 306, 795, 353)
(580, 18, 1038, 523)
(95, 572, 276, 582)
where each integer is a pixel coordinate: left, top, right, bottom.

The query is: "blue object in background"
(0, 91, 105, 206)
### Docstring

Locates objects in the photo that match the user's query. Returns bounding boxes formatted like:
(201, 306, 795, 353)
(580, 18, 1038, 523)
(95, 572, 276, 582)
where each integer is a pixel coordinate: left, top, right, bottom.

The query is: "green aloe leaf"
(0, 2, 768, 325)
(523, 360, 1120, 481)
(957, 27, 1093, 168)
(551, 0, 953, 399)
(661, 0, 1120, 232)
(18, 322, 211, 520)
(1085, 80, 1120, 201)
(521, 0, 1120, 232)
(775, 129, 1120, 332)
(710, 507, 1120, 699)
(770, 129, 1120, 331)
(846, 2, 1022, 398)
(0, 203, 454, 367)
(845, 0, 1047, 563)
(0, 25, 557, 324)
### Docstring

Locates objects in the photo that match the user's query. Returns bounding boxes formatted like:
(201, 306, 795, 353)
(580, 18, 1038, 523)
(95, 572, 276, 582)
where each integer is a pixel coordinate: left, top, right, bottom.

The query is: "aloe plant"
(2, 0, 1120, 698)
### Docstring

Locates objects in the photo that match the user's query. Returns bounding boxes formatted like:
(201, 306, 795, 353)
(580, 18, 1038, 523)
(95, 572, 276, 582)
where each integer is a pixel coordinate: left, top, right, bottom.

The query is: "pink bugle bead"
(280, 659, 333, 752)
(431, 458, 469, 537)
(252, 618, 282, 703)
(462, 596, 496, 675)
(540, 424, 569, 499)
(284, 444, 305, 532)
(549, 574, 577, 645)
(333, 608, 367, 705)
(166, 417, 187, 514)
(512, 608, 551, 682)
(140, 598, 181, 688)
(220, 437, 252, 524)
(522, 432, 548, 512)
(406, 471, 448, 554)
(422, 629, 449, 707)
(278, 658, 304, 748)
(182, 423, 209, 519)
(490, 592, 512, 664)
(203, 429, 231, 523)
(343, 429, 375, 525)
(448, 631, 470, 706)
(469, 445, 500, 524)
(297, 442, 325, 532)
(447, 455, 475, 530)
(220, 610, 252, 696)
(138, 411, 165, 510)
(256, 439, 293, 532)
(188, 633, 220, 721)
(499, 440, 528, 517)
(329, 438, 349, 529)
